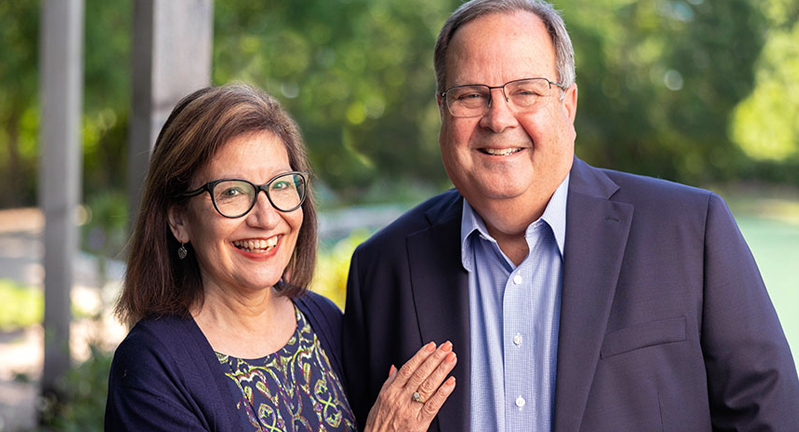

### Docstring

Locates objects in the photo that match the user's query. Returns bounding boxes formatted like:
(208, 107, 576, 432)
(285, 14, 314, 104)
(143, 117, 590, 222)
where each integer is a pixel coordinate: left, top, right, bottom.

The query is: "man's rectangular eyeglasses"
(440, 77, 565, 118)
(180, 171, 309, 218)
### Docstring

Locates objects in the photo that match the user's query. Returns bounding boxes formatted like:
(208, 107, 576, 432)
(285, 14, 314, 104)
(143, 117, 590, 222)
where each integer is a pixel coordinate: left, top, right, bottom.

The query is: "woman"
(105, 84, 456, 432)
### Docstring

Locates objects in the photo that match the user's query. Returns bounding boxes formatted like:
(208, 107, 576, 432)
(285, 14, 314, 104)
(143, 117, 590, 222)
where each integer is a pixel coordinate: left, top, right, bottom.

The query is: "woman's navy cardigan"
(104, 291, 347, 432)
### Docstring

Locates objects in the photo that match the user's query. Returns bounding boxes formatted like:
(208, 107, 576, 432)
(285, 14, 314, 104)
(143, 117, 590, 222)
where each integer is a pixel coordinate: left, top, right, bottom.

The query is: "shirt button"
(513, 333, 523, 346)
(515, 396, 526, 408)
(512, 274, 523, 285)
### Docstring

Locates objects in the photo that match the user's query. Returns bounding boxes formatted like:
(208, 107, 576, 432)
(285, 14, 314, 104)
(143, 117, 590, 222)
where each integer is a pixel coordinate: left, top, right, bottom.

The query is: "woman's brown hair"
(115, 84, 317, 325)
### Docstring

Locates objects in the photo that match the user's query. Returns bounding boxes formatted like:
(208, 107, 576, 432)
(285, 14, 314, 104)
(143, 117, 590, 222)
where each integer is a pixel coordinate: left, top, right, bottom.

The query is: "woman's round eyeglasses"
(180, 171, 308, 218)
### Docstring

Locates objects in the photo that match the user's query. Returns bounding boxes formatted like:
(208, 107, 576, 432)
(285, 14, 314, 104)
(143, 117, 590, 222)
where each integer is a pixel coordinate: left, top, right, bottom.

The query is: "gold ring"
(412, 392, 424, 403)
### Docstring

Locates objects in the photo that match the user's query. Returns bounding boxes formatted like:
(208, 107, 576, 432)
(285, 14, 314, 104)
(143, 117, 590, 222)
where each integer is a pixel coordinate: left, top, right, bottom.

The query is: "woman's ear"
(167, 205, 191, 244)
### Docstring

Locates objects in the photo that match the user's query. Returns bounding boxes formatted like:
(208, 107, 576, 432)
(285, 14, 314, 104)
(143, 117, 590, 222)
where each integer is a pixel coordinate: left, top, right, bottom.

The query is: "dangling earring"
(178, 243, 188, 260)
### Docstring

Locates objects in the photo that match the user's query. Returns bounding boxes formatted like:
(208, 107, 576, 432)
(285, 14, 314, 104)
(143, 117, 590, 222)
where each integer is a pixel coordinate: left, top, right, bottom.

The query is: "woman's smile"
(232, 235, 280, 253)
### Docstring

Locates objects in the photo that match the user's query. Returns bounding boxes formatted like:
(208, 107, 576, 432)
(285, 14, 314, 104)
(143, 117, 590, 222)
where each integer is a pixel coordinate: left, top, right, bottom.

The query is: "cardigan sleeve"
(104, 321, 212, 431)
(104, 316, 243, 432)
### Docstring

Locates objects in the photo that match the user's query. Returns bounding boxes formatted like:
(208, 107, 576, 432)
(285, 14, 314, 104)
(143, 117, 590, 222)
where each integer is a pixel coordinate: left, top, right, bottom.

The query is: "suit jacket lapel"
(554, 159, 633, 432)
(407, 191, 470, 432)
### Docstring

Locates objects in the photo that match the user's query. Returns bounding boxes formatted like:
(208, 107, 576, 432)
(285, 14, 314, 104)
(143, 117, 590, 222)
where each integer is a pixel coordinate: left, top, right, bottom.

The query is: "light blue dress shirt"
(461, 175, 568, 432)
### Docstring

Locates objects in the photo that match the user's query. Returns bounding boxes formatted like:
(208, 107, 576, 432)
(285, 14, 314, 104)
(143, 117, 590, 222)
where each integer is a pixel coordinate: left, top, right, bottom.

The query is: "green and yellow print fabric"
(217, 306, 356, 432)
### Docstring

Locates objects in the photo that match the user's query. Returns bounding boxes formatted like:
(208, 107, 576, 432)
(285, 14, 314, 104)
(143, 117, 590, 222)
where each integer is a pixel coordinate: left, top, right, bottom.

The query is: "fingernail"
(446, 376, 456, 386)
(425, 341, 436, 352)
(446, 352, 456, 363)
(441, 341, 452, 352)
(389, 364, 397, 377)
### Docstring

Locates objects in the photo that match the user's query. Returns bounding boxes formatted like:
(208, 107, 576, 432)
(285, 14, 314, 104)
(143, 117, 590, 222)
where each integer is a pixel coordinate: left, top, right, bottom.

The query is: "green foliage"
(0, 0, 40, 208)
(2, 0, 799, 210)
(759, 0, 799, 28)
(0, 0, 131, 208)
(81, 190, 129, 262)
(0, 278, 43, 330)
(81, 0, 132, 205)
(0, 279, 99, 331)
(83, 0, 131, 115)
(37, 345, 113, 432)
(731, 20, 799, 162)
(562, 0, 767, 184)
(213, 0, 456, 198)
(311, 229, 371, 309)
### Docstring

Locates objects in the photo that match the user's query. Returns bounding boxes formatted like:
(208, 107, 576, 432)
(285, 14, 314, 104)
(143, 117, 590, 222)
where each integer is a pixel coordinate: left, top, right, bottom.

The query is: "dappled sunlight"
(732, 21, 799, 162)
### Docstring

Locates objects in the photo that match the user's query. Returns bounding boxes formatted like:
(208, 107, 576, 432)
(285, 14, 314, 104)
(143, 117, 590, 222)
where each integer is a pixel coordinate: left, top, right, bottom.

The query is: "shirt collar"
(460, 174, 570, 271)
(542, 173, 569, 257)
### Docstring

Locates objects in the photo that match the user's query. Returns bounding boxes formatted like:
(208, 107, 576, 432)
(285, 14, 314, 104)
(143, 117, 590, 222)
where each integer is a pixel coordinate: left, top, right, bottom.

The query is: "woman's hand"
(363, 341, 457, 432)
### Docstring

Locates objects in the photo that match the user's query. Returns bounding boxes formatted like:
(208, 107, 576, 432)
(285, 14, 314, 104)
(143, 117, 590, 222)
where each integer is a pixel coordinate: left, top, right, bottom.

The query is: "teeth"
(483, 148, 520, 156)
(233, 237, 279, 252)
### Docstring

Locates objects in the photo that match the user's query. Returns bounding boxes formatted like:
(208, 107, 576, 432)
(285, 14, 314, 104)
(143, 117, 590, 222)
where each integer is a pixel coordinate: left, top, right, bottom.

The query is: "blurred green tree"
(731, 0, 799, 166)
(0, 0, 39, 208)
(0, 0, 131, 208)
(213, 0, 459, 203)
(1, 0, 797, 210)
(81, 0, 131, 202)
(562, 0, 767, 184)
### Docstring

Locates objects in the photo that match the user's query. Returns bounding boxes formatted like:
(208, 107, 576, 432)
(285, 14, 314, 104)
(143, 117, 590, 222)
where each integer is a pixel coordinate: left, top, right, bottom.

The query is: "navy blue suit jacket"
(343, 157, 799, 431)
(104, 291, 345, 432)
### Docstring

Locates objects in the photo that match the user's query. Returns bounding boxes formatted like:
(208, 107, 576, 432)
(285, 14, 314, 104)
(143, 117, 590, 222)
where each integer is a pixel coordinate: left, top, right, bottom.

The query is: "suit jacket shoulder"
(343, 188, 469, 431)
(559, 158, 799, 431)
(356, 189, 462, 253)
(573, 158, 713, 208)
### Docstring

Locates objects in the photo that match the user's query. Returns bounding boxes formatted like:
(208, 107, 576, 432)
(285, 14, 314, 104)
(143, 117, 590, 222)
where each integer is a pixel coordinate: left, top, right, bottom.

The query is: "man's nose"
(480, 87, 519, 133)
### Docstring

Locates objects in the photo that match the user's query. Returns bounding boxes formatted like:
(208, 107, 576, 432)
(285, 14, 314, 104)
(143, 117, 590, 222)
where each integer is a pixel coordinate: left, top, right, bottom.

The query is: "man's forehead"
(445, 10, 557, 85)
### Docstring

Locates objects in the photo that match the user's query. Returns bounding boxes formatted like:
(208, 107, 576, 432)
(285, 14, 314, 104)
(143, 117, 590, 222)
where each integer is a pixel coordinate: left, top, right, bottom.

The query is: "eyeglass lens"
(446, 78, 555, 117)
(212, 172, 306, 217)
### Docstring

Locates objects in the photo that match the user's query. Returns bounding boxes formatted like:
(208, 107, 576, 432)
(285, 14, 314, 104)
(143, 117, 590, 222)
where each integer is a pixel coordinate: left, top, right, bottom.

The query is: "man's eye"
(512, 88, 543, 97)
(457, 92, 487, 101)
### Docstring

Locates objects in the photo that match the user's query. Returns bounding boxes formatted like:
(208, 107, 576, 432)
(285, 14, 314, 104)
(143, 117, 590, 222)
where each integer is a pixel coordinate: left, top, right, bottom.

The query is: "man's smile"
(479, 147, 523, 156)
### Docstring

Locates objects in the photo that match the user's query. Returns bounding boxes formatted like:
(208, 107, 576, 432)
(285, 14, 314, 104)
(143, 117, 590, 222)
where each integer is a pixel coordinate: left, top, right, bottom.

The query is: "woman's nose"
(247, 191, 280, 227)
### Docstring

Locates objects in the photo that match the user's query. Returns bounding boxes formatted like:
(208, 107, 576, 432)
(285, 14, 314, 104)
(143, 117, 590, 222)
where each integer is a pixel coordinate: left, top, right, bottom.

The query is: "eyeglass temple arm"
(179, 184, 209, 198)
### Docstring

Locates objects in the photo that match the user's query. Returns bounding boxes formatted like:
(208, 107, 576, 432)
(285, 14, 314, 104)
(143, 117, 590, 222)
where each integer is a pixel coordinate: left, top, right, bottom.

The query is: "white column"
(127, 0, 214, 219)
(38, 0, 84, 397)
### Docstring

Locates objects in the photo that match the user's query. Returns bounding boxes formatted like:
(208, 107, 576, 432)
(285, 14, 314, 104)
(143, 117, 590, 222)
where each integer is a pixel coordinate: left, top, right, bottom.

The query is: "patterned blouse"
(217, 306, 357, 432)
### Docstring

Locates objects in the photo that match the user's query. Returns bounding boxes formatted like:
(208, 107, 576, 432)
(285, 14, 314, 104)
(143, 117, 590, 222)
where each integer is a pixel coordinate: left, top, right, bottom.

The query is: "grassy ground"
(726, 192, 799, 365)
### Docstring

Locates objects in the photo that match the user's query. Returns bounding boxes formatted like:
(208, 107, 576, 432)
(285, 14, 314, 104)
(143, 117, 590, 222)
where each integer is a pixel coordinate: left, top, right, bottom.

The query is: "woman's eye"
(220, 187, 244, 197)
(271, 180, 291, 191)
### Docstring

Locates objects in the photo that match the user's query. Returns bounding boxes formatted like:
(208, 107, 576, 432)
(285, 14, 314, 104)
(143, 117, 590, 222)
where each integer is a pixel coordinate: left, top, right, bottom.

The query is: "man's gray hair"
(434, 0, 576, 93)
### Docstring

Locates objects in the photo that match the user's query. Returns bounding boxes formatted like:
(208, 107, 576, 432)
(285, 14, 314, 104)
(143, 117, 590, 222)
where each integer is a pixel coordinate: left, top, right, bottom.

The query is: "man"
(342, 0, 799, 430)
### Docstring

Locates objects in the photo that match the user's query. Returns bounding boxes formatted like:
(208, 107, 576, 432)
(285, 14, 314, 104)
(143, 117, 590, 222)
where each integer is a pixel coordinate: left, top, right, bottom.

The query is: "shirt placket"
(503, 226, 541, 431)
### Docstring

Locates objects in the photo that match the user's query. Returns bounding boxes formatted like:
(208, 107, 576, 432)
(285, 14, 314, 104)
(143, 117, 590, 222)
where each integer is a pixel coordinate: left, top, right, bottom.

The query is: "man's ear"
(167, 205, 190, 244)
(562, 83, 578, 124)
